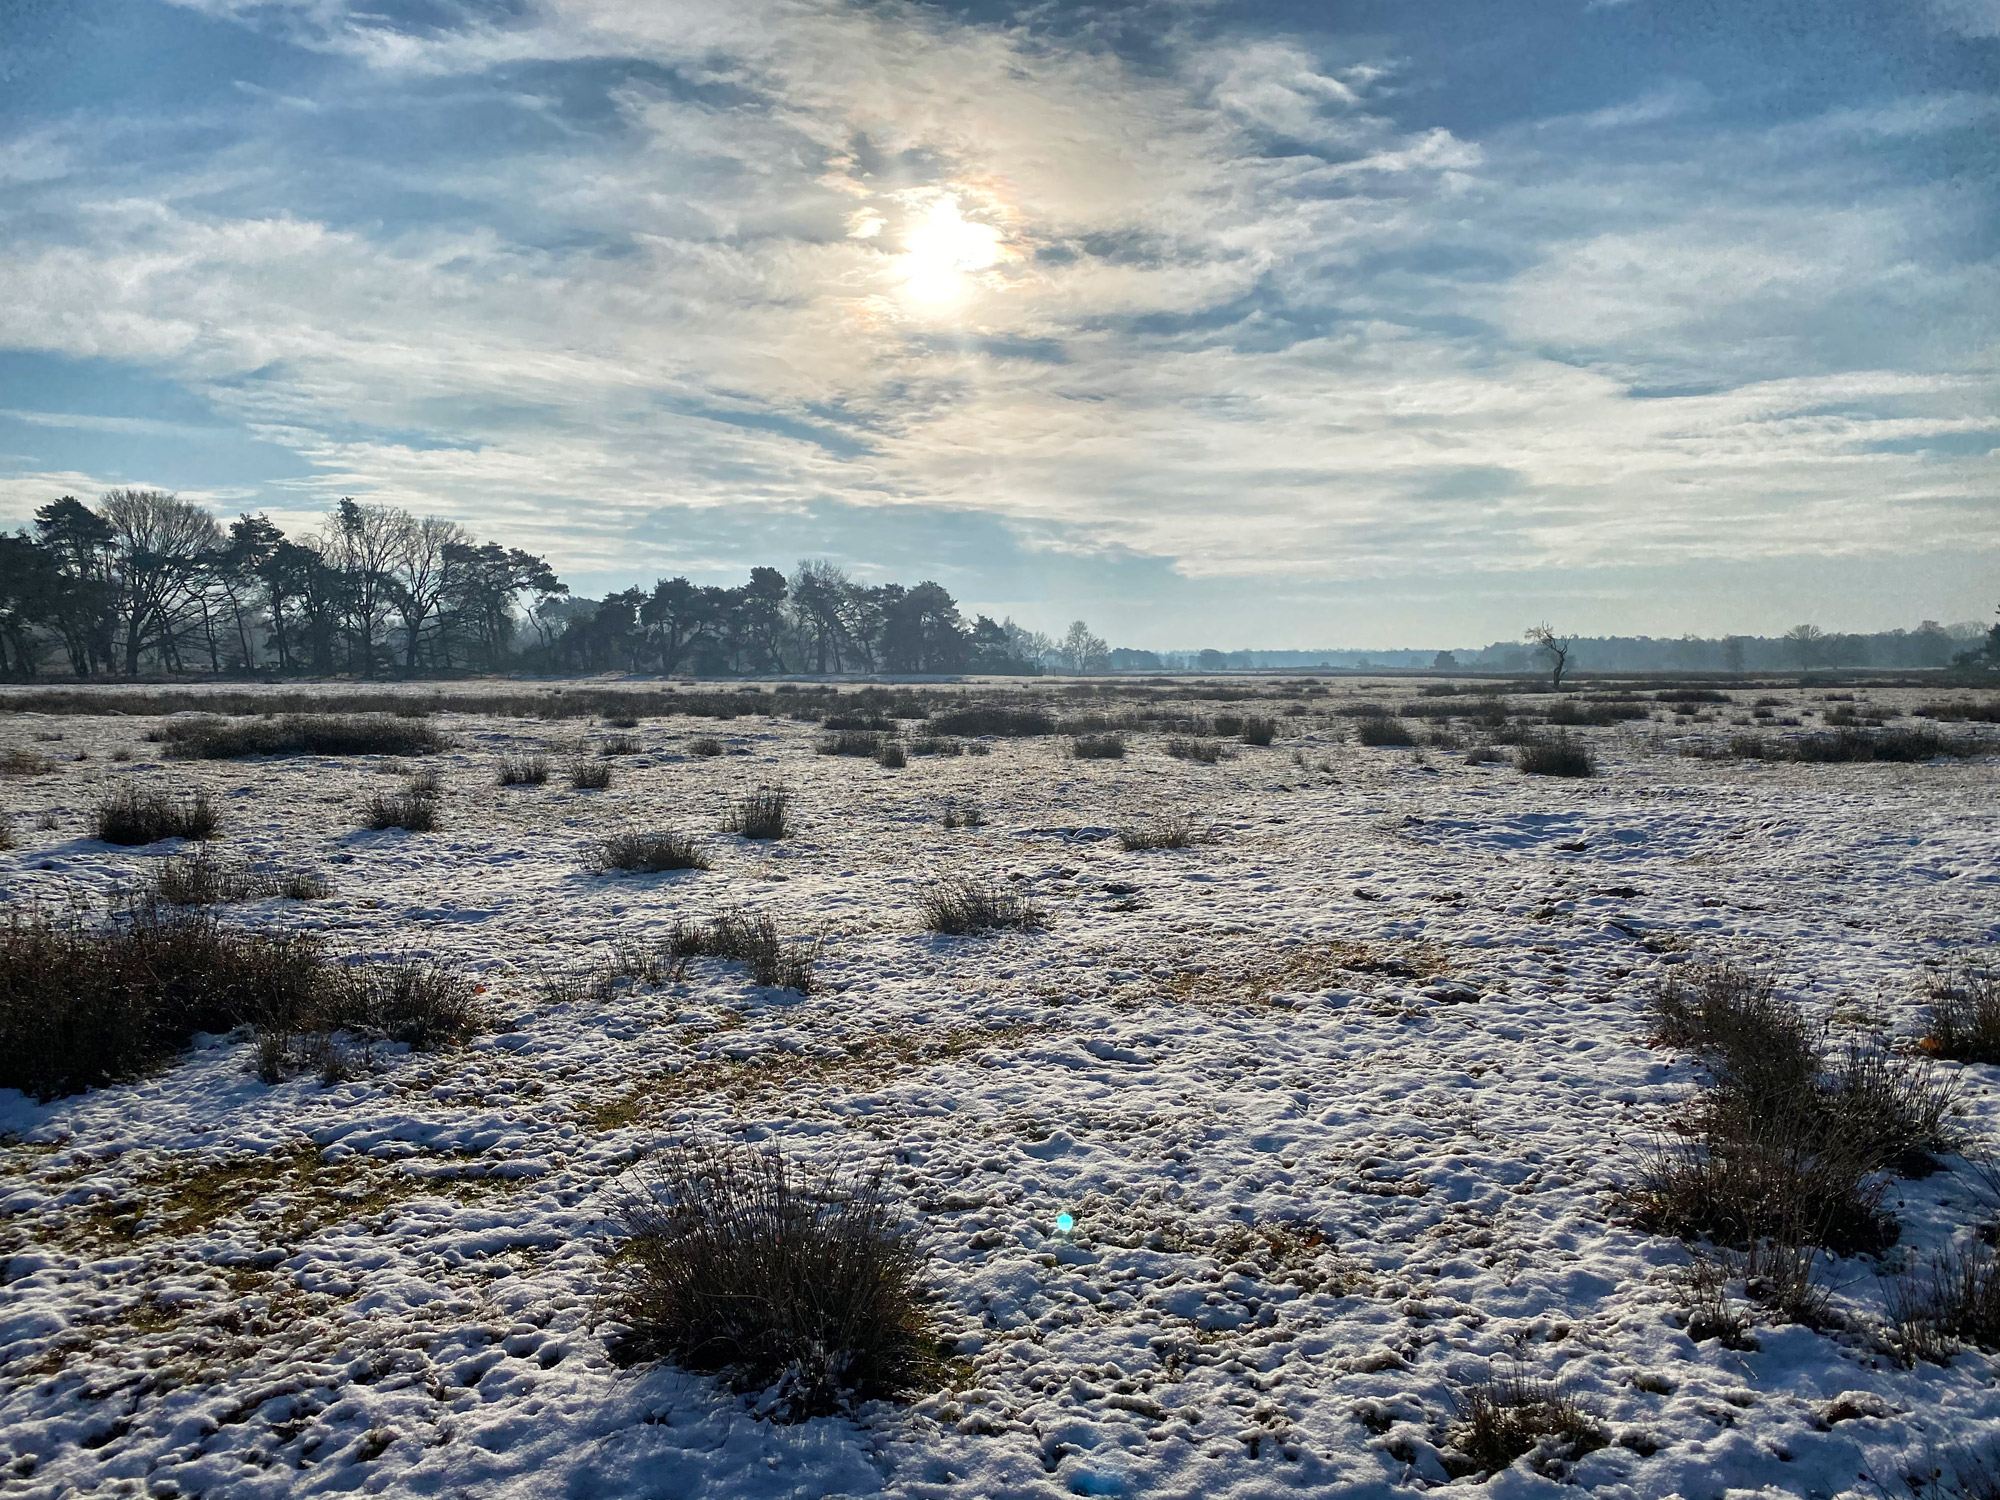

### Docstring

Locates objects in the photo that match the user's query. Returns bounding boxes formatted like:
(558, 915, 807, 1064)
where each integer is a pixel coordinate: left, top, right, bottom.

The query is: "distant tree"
(1524, 623, 1573, 690)
(1783, 622, 1826, 673)
(100, 489, 224, 674)
(1432, 650, 1458, 671)
(388, 514, 470, 671)
(32, 497, 116, 675)
(0, 534, 68, 679)
(1060, 620, 1110, 674)
(1196, 648, 1227, 672)
(879, 581, 969, 673)
(1723, 635, 1747, 673)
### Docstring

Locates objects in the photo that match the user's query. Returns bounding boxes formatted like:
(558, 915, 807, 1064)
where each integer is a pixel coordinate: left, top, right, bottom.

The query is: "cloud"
(0, 0, 1992, 638)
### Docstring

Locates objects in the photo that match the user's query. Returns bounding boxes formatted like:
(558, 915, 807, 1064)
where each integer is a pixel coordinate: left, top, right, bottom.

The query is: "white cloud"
(2, 0, 1993, 607)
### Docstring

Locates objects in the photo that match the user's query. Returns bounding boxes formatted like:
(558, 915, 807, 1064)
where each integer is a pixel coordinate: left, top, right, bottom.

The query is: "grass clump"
(939, 802, 985, 830)
(591, 830, 710, 874)
(599, 733, 642, 757)
(669, 911, 817, 992)
(876, 740, 907, 769)
(610, 1142, 940, 1421)
(926, 706, 1055, 738)
(497, 755, 549, 786)
(727, 788, 790, 840)
(908, 736, 962, 757)
(1448, 1371, 1606, 1478)
(0, 746, 54, 776)
(1926, 968, 2000, 1064)
(1165, 737, 1223, 763)
(1239, 717, 1277, 746)
(1885, 1243, 2000, 1363)
(163, 713, 445, 759)
(1516, 733, 1594, 777)
(570, 759, 613, 790)
(1635, 963, 1958, 1266)
(0, 908, 481, 1100)
(920, 878, 1045, 936)
(148, 849, 327, 905)
(1118, 816, 1194, 851)
(1068, 733, 1125, 760)
(689, 737, 726, 757)
(360, 789, 438, 832)
(95, 785, 218, 845)
(817, 730, 883, 757)
(1355, 718, 1416, 748)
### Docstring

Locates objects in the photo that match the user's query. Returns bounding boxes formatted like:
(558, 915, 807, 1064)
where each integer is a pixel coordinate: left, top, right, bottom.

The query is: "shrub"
(0, 908, 481, 1099)
(940, 803, 985, 830)
(689, 737, 726, 757)
(163, 714, 445, 759)
(817, 731, 882, 757)
(571, 759, 613, 790)
(1465, 745, 1507, 764)
(1239, 717, 1277, 746)
(1119, 817, 1193, 851)
(599, 733, 642, 757)
(920, 878, 1044, 935)
(610, 1142, 940, 1420)
(1516, 733, 1594, 777)
(1069, 733, 1125, 759)
(608, 713, 642, 729)
(876, 740, 907, 769)
(1355, 718, 1415, 748)
(95, 785, 218, 845)
(360, 790, 438, 832)
(1927, 968, 2000, 1064)
(669, 911, 816, 992)
(498, 755, 549, 786)
(727, 789, 790, 840)
(908, 736, 962, 757)
(925, 706, 1055, 738)
(1885, 1243, 2000, 1363)
(1165, 737, 1223, 763)
(1449, 1372, 1606, 1477)
(592, 830, 711, 874)
(821, 712, 893, 732)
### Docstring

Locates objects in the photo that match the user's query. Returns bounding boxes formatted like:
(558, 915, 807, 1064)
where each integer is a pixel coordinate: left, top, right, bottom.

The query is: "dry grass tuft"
(726, 788, 790, 840)
(920, 878, 1045, 936)
(591, 830, 711, 874)
(95, 785, 218, 845)
(610, 1142, 941, 1421)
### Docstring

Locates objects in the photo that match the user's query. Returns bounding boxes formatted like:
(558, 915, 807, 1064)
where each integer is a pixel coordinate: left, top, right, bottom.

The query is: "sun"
(896, 196, 1003, 306)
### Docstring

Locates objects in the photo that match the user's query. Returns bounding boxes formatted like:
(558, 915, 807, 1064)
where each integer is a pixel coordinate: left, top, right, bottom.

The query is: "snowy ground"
(1, 678, 1997, 1500)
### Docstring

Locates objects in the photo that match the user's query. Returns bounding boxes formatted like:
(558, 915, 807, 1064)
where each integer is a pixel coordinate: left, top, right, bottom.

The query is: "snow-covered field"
(2, 679, 1997, 1500)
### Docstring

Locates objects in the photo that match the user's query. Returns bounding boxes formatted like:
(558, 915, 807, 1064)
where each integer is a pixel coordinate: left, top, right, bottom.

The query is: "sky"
(0, 0, 1995, 650)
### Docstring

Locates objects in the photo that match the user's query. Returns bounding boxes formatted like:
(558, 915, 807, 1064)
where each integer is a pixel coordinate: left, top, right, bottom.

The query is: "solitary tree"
(1783, 622, 1826, 673)
(1524, 623, 1573, 690)
(1061, 620, 1109, 674)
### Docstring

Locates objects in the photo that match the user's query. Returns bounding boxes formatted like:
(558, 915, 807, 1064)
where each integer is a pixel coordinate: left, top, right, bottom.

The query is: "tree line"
(0, 491, 563, 680)
(536, 560, 1044, 676)
(0, 490, 1051, 680)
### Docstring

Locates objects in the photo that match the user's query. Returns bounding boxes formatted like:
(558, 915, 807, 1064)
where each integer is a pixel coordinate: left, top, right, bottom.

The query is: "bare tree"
(1783, 622, 1825, 673)
(1061, 620, 1109, 674)
(99, 489, 224, 674)
(1525, 623, 1573, 690)
(315, 499, 405, 677)
(389, 514, 470, 671)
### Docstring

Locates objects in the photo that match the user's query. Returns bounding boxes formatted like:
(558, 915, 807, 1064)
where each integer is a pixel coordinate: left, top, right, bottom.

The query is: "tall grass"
(95, 785, 218, 845)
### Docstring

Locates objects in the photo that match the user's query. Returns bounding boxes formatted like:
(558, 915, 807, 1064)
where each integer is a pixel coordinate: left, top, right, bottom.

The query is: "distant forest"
(0, 490, 1991, 680)
(0, 492, 1043, 680)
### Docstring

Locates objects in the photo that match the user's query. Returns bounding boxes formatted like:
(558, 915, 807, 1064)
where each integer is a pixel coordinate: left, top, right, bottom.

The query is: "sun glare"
(897, 196, 1002, 307)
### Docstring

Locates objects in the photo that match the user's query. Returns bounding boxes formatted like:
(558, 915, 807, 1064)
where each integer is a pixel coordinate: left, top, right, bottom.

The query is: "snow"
(0, 681, 1996, 1498)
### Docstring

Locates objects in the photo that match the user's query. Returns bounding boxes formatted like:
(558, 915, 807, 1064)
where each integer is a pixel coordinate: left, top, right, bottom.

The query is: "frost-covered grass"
(0, 677, 1997, 1499)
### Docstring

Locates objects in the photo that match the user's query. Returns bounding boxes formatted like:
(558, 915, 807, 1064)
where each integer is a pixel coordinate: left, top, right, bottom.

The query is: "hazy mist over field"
(1, 0, 1995, 646)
